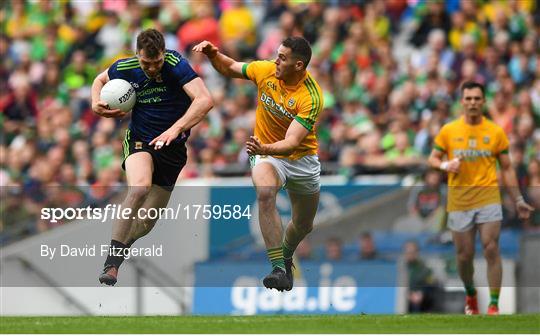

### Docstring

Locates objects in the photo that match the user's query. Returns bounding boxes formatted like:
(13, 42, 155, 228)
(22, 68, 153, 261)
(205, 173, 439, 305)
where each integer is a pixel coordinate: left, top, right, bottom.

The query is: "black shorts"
(121, 130, 187, 191)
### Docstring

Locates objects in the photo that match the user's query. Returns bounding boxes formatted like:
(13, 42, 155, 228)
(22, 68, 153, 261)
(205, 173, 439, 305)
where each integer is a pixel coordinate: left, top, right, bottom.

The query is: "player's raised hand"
(192, 41, 219, 58)
(92, 100, 126, 118)
(516, 197, 534, 220)
(246, 136, 266, 156)
(149, 128, 182, 150)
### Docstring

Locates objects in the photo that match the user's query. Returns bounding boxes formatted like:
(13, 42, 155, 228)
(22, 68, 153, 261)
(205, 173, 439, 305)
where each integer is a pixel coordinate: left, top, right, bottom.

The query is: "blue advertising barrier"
(192, 261, 399, 315)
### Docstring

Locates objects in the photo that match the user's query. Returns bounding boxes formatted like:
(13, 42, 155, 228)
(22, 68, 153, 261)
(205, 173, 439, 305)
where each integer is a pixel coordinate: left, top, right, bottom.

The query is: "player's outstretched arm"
(246, 120, 309, 156)
(192, 41, 246, 79)
(91, 69, 125, 118)
(149, 77, 213, 149)
(498, 153, 535, 219)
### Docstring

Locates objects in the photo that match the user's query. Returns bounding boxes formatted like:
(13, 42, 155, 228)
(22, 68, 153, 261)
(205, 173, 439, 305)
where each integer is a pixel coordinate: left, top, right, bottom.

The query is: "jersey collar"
(460, 115, 485, 127)
(279, 71, 309, 90)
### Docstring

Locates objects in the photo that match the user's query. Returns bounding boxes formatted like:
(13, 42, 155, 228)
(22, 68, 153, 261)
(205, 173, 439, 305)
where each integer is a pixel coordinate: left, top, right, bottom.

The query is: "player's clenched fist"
(192, 41, 219, 58)
(246, 136, 266, 156)
(516, 196, 535, 220)
(440, 157, 461, 173)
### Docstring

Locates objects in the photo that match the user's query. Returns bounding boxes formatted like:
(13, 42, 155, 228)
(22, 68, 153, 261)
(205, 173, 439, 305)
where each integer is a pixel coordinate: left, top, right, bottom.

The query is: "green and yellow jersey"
(434, 116, 510, 211)
(242, 61, 323, 160)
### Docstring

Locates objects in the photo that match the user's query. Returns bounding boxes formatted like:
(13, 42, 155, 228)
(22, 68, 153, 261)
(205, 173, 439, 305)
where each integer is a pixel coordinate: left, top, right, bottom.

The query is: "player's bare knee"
(256, 188, 277, 206)
(456, 249, 474, 263)
(483, 240, 500, 261)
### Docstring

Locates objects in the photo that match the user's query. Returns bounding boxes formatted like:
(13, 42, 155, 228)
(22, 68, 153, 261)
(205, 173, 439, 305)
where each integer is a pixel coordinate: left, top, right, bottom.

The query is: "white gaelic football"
(100, 79, 136, 112)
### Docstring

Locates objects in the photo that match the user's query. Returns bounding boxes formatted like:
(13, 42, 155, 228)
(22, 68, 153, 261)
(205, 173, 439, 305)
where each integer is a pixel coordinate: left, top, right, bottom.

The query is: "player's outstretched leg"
(99, 185, 173, 285)
(479, 221, 502, 315)
(99, 153, 153, 286)
(252, 162, 290, 291)
(452, 227, 479, 314)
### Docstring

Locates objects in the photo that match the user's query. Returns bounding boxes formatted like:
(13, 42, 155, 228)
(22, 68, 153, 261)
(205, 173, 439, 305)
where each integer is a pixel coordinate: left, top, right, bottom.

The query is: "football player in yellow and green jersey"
(429, 82, 533, 315)
(241, 60, 322, 160)
(433, 114, 509, 211)
(194, 37, 322, 292)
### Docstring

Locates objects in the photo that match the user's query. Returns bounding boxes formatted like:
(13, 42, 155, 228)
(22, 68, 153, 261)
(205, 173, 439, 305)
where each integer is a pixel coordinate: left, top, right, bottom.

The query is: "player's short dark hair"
(282, 36, 312, 69)
(461, 81, 485, 98)
(136, 29, 165, 58)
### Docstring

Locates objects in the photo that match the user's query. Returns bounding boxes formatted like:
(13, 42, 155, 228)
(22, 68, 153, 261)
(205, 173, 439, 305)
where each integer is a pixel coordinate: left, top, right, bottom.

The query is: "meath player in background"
(194, 36, 323, 292)
(429, 81, 534, 315)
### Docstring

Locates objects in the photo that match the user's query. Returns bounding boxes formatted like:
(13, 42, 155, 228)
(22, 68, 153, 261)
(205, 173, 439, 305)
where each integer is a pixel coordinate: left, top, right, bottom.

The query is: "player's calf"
(129, 217, 157, 241)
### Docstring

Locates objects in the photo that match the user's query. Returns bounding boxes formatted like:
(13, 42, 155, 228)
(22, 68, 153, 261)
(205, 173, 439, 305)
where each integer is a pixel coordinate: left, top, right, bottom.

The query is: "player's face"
(461, 87, 485, 118)
(274, 45, 301, 80)
(137, 49, 165, 79)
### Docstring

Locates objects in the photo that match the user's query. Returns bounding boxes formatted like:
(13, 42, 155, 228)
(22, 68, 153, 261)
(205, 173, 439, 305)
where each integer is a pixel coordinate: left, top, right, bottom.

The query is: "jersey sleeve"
(496, 128, 510, 155)
(107, 59, 130, 80)
(171, 58, 199, 86)
(295, 81, 323, 132)
(241, 60, 275, 85)
(433, 125, 448, 153)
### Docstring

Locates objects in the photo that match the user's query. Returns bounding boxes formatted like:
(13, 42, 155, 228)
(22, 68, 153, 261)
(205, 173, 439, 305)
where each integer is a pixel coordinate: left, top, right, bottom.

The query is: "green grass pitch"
(1, 314, 539, 333)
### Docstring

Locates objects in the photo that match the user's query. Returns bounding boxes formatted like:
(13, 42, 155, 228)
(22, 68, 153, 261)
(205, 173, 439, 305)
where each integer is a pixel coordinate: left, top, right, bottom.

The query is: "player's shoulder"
(300, 73, 323, 104)
(163, 49, 198, 84)
(304, 73, 322, 93)
(111, 56, 140, 71)
(250, 60, 275, 67)
(163, 49, 187, 69)
(483, 117, 505, 133)
(164, 49, 184, 64)
(244, 60, 275, 82)
(248, 60, 276, 73)
(165, 49, 182, 58)
(439, 118, 461, 133)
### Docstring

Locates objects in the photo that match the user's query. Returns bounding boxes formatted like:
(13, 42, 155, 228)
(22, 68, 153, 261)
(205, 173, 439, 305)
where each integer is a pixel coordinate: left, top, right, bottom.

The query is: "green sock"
(465, 285, 476, 296)
(489, 289, 500, 307)
(282, 239, 295, 260)
(267, 247, 285, 270)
